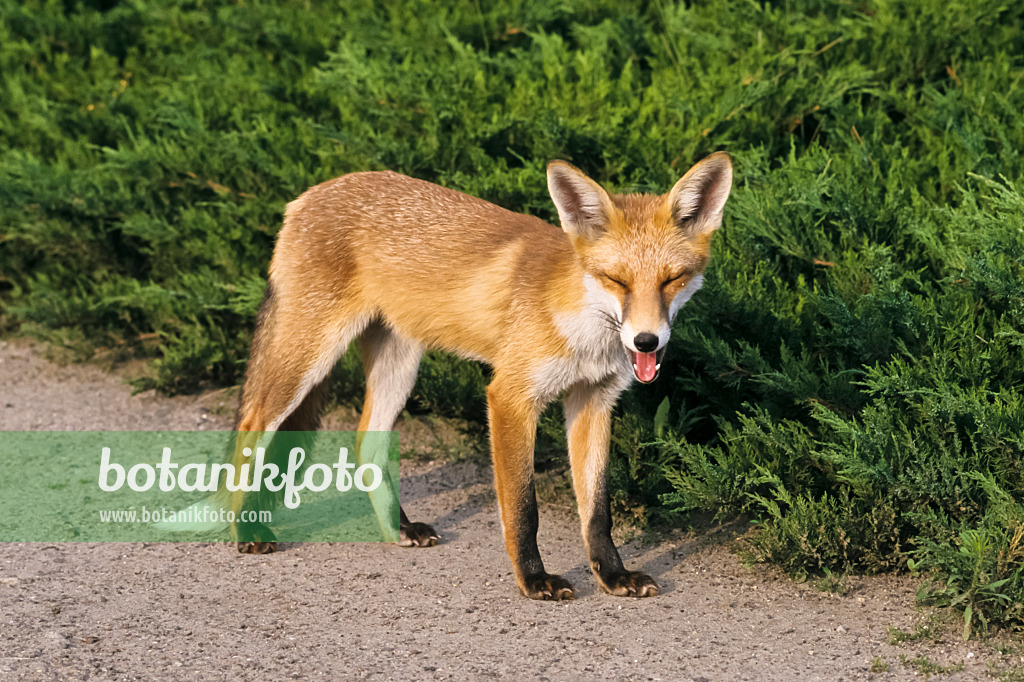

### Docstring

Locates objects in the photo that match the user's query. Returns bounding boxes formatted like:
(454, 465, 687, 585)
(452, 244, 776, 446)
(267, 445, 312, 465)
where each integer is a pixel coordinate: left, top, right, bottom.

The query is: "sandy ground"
(0, 338, 1016, 681)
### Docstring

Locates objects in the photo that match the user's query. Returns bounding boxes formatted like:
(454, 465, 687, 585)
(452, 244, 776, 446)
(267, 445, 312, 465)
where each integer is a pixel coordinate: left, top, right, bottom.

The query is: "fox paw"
(599, 570, 659, 598)
(521, 573, 575, 601)
(399, 522, 439, 547)
(235, 522, 276, 554)
(237, 540, 276, 554)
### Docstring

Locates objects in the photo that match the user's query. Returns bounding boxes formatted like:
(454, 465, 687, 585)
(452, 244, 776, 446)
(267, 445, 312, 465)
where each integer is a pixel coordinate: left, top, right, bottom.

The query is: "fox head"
(547, 152, 733, 384)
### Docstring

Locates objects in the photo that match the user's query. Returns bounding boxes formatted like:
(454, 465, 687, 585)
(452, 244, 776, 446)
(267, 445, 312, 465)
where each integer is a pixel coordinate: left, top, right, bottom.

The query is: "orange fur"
(230, 153, 733, 599)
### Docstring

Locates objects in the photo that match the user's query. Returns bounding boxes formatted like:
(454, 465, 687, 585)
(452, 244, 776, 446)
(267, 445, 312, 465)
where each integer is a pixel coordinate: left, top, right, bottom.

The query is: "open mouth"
(627, 347, 667, 384)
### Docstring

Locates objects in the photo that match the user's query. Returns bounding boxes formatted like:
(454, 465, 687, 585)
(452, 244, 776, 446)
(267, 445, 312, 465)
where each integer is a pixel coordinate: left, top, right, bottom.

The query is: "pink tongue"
(635, 351, 658, 382)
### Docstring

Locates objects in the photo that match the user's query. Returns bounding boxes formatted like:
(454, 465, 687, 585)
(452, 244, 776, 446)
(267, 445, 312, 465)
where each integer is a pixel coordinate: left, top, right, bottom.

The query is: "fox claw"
(521, 573, 575, 601)
(399, 522, 439, 547)
(600, 570, 659, 598)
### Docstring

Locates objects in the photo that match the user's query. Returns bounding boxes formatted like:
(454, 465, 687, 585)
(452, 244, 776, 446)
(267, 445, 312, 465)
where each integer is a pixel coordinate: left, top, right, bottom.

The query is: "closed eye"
(661, 273, 687, 288)
(600, 274, 627, 290)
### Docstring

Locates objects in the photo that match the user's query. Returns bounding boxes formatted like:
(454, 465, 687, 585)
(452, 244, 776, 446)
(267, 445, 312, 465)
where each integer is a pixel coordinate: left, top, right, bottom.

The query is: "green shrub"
(2, 0, 1023, 633)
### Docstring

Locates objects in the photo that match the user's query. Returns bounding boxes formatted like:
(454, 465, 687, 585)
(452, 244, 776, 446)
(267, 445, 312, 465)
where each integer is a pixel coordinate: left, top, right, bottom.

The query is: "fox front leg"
(486, 376, 575, 600)
(565, 381, 659, 597)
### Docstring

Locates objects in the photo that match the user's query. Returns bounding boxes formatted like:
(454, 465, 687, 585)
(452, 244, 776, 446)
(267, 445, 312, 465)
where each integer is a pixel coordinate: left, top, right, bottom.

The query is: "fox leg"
(231, 380, 332, 554)
(355, 322, 435, 547)
(565, 380, 659, 597)
(487, 374, 574, 600)
(231, 285, 370, 553)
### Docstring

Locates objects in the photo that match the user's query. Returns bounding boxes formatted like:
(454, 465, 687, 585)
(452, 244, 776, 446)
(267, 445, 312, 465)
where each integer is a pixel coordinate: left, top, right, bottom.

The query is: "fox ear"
(547, 161, 615, 240)
(667, 152, 733, 234)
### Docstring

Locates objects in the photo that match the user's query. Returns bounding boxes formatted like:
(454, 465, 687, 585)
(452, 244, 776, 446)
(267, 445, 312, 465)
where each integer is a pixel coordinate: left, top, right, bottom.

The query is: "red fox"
(230, 153, 733, 600)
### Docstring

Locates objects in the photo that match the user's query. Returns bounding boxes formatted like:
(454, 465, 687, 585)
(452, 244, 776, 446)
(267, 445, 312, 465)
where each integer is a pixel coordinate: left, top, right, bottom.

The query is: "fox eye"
(600, 274, 627, 290)
(661, 273, 687, 288)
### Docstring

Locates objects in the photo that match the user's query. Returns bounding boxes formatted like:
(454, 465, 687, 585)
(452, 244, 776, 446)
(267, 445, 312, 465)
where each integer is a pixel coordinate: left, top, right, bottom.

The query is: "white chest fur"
(531, 275, 632, 401)
(528, 272, 705, 402)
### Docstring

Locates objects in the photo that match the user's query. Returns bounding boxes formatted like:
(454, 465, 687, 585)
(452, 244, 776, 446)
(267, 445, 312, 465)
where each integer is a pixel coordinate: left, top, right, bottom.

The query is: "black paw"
(236, 540, 276, 554)
(399, 521, 439, 547)
(234, 522, 276, 554)
(521, 573, 575, 601)
(598, 570, 659, 597)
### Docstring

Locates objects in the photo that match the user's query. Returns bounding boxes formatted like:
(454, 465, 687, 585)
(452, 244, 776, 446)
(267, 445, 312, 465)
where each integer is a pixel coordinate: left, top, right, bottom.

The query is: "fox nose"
(633, 333, 659, 353)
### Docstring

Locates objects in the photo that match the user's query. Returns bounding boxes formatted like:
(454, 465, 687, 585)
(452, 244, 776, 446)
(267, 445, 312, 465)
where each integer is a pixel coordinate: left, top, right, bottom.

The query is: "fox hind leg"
(233, 378, 331, 554)
(231, 292, 370, 553)
(355, 321, 437, 547)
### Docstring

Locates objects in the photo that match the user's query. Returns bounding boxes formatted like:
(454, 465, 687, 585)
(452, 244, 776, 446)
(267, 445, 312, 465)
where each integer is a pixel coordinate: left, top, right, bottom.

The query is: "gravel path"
(0, 339, 1008, 680)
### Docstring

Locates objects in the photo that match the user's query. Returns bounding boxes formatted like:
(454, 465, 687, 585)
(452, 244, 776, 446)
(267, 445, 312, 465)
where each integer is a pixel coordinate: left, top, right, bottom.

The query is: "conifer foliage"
(2, 0, 1021, 634)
